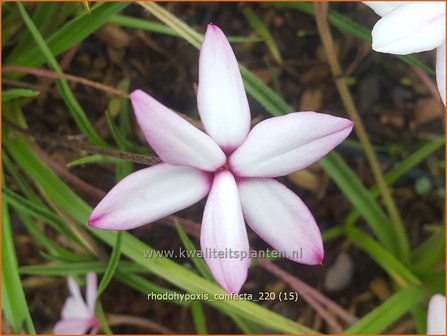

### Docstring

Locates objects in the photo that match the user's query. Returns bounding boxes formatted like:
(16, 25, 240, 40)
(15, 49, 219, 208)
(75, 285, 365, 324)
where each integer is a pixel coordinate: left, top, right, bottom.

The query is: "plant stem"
(313, 3, 410, 263)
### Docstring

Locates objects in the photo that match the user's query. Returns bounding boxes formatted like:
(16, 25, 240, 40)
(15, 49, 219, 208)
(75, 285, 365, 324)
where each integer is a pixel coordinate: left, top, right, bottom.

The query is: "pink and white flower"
(364, 2, 446, 105)
(427, 294, 446, 334)
(89, 24, 353, 293)
(54, 273, 99, 334)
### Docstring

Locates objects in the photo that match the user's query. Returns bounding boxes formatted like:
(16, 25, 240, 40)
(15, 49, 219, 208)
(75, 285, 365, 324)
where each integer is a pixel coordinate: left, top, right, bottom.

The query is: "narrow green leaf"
(16, 2, 106, 146)
(19, 261, 143, 276)
(176, 223, 213, 280)
(191, 301, 208, 334)
(345, 136, 445, 229)
(67, 154, 126, 167)
(411, 228, 445, 272)
(3, 150, 42, 204)
(2, 179, 36, 333)
(105, 111, 145, 153)
(242, 7, 282, 64)
(3, 187, 81, 244)
(97, 232, 122, 297)
(6, 3, 129, 68)
(82, 1, 91, 16)
(344, 286, 423, 334)
(2, 88, 39, 102)
(108, 14, 261, 43)
(7, 2, 58, 61)
(320, 153, 396, 254)
(95, 301, 112, 334)
(346, 227, 420, 288)
(411, 304, 428, 334)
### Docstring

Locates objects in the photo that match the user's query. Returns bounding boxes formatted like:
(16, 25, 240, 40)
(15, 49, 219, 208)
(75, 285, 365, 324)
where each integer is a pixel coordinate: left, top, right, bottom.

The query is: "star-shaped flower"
(54, 273, 99, 334)
(89, 24, 353, 293)
(364, 2, 446, 105)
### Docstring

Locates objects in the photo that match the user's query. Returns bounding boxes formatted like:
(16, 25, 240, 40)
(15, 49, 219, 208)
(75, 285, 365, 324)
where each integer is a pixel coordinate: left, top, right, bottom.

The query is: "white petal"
(130, 90, 226, 172)
(197, 24, 251, 153)
(364, 2, 403, 17)
(61, 297, 90, 320)
(85, 273, 97, 313)
(229, 112, 353, 177)
(428, 294, 446, 334)
(371, 2, 445, 54)
(62, 278, 90, 319)
(436, 42, 446, 106)
(89, 164, 211, 230)
(200, 170, 250, 293)
(53, 318, 92, 335)
(238, 178, 324, 265)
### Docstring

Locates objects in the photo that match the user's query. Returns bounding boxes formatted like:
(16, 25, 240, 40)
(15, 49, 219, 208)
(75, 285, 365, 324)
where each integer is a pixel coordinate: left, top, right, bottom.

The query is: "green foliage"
(2, 88, 39, 102)
(345, 286, 423, 334)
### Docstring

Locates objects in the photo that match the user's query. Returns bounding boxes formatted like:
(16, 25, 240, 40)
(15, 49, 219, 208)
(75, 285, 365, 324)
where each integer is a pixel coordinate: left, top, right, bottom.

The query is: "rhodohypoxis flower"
(427, 294, 446, 334)
(54, 273, 99, 334)
(89, 24, 353, 293)
(364, 2, 446, 105)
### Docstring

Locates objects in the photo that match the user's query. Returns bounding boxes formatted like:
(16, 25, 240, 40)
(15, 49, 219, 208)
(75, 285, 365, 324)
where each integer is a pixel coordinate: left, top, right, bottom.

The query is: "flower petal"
(229, 112, 353, 177)
(130, 90, 226, 172)
(61, 297, 90, 320)
(436, 42, 446, 106)
(200, 170, 250, 293)
(238, 178, 324, 265)
(197, 24, 251, 153)
(53, 318, 92, 335)
(364, 2, 402, 17)
(89, 164, 211, 230)
(86, 273, 97, 313)
(62, 277, 90, 319)
(371, 2, 445, 54)
(428, 294, 446, 334)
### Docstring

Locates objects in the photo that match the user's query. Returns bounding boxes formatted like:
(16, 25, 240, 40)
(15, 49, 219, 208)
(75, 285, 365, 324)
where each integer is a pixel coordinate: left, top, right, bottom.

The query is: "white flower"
(54, 273, 99, 334)
(89, 25, 353, 293)
(364, 2, 446, 105)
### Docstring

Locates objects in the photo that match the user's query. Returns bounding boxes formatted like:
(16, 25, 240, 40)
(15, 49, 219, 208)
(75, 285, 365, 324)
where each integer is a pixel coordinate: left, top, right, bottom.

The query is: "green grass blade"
(95, 301, 113, 334)
(67, 154, 126, 168)
(19, 261, 143, 276)
(7, 2, 58, 61)
(176, 223, 213, 280)
(240, 66, 294, 115)
(346, 227, 420, 288)
(242, 7, 282, 64)
(97, 232, 122, 297)
(344, 136, 445, 229)
(320, 153, 396, 254)
(16, 2, 106, 146)
(6, 3, 129, 69)
(2, 180, 36, 334)
(2, 88, 39, 102)
(108, 14, 261, 43)
(344, 286, 423, 334)
(191, 301, 208, 334)
(410, 228, 445, 272)
(3, 187, 82, 244)
(3, 150, 42, 204)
